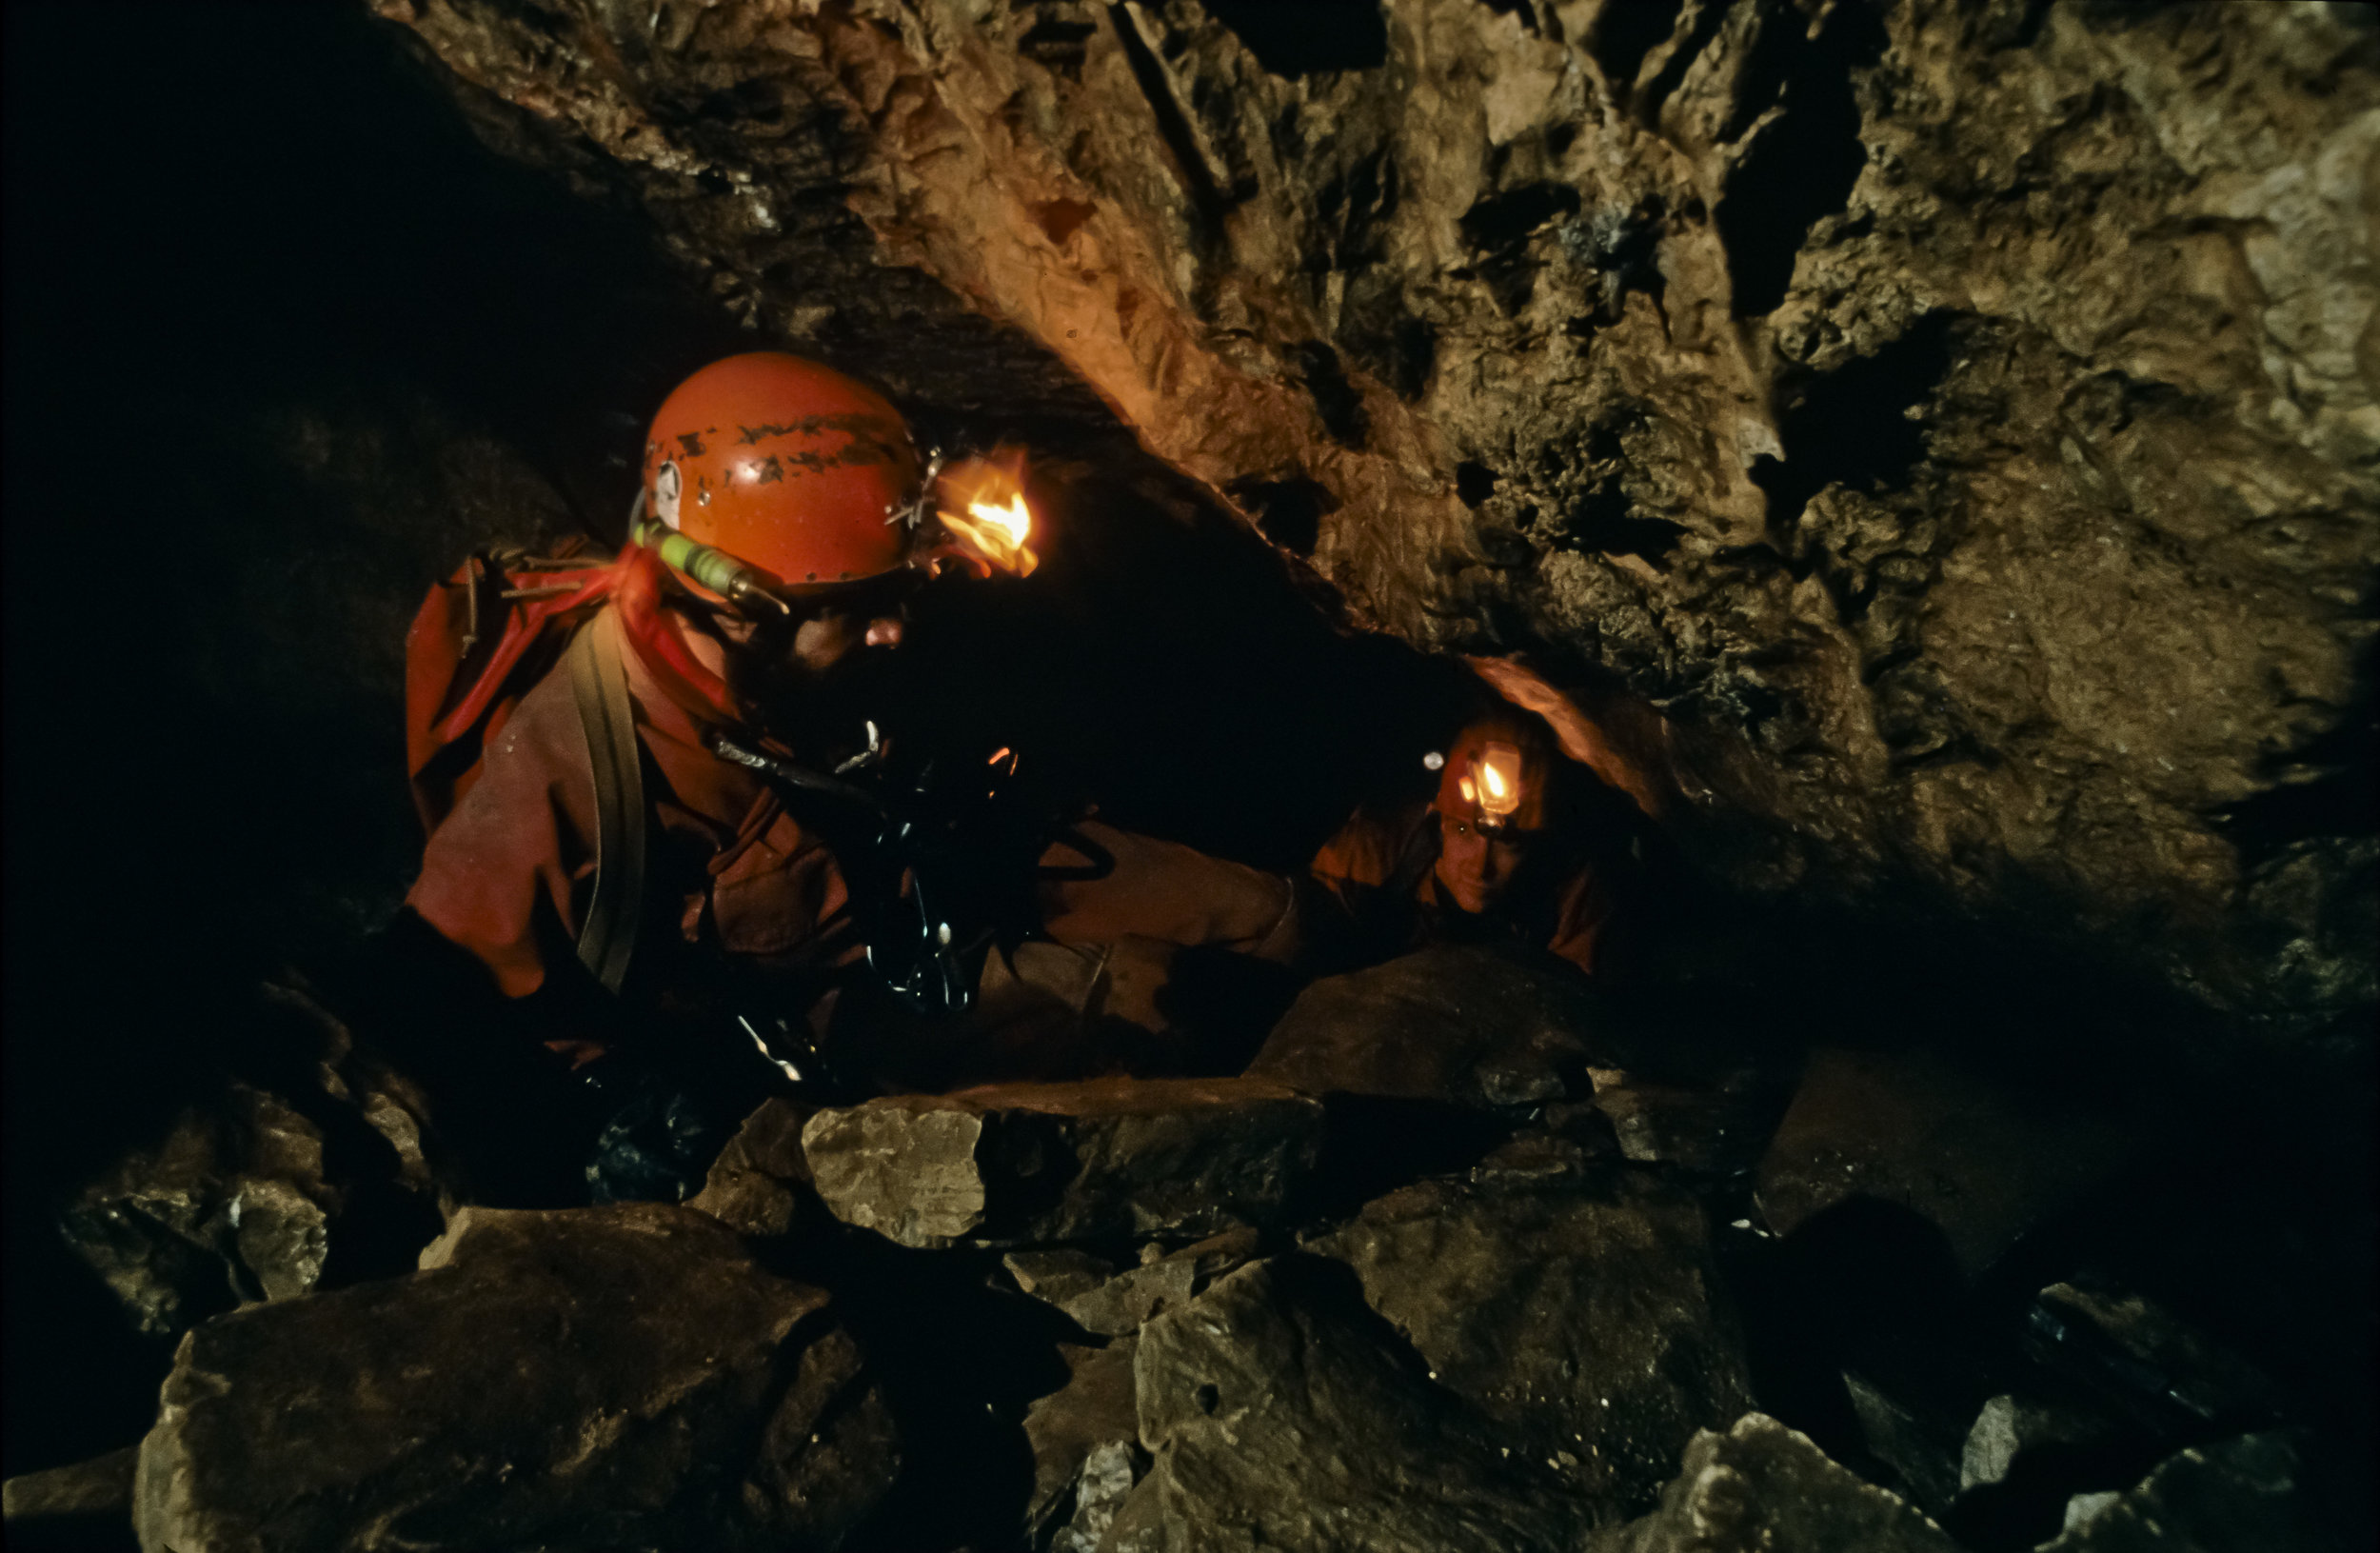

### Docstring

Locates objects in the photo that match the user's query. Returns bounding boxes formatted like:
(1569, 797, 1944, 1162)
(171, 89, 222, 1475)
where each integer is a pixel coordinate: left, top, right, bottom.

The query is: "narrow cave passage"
(3, 5, 2372, 1553)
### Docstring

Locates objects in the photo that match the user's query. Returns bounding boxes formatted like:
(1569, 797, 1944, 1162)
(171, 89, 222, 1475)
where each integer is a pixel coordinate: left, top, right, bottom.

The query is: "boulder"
(1306, 1167, 1754, 1513)
(1755, 1047, 2142, 1277)
(1021, 1338, 1142, 1552)
(133, 1203, 894, 1553)
(690, 1097, 819, 1239)
(1589, 1080, 1766, 1175)
(801, 1078, 1323, 1249)
(2037, 1431, 2325, 1552)
(1595, 1412, 1959, 1553)
(1247, 946, 1602, 1109)
(1131, 1256, 1587, 1552)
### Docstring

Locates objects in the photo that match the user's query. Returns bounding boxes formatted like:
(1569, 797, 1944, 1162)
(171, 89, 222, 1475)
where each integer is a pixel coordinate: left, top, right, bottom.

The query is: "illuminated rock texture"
(378, 0, 2377, 1030)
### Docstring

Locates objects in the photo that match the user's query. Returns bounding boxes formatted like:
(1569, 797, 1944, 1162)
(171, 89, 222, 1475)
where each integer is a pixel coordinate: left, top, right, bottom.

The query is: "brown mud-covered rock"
(133, 1203, 894, 1553)
(376, 0, 2379, 1039)
(1308, 1167, 1755, 1513)
(801, 1078, 1324, 1248)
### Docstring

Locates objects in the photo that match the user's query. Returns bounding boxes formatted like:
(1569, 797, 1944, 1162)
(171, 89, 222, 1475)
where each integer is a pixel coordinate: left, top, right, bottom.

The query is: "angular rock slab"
(691, 1096, 818, 1239)
(1132, 1257, 1586, 1553)
(1247, 945, 1604, 1108)
(1755, 1047, 2142, 1277)
(2039, 1432, 2325, 1552)
(1597, 1413, 1958, 1553)
(1021, 1337, 1142, 1551)
(1307, 1168, 1754, 1513)
(802, 1078, 1322, 1248)
(135, 1203, 893, 1553)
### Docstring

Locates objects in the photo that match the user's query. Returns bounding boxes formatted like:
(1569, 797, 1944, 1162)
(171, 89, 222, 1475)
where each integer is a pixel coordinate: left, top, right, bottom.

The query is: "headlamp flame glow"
(1471, 743, 1524, 826)
(934, 448, 1039, 576)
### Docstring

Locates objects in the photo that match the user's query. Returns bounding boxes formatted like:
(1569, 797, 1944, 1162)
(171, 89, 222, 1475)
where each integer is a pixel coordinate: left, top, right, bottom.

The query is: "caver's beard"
(723, 618, 902, 765)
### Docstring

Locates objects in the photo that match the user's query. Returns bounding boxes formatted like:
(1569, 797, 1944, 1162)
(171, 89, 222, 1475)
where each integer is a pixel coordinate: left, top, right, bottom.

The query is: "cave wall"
(380, 0, 2378, 1034)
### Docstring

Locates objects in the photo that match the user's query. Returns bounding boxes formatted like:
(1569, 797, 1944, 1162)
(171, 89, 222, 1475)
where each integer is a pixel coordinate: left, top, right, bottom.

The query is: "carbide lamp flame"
(1474, 743, 1522, 825)
(935, 449, 1039, 576)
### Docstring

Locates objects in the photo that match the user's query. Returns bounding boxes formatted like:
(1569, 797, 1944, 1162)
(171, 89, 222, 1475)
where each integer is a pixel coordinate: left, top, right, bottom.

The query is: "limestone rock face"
(132, 1203, 894, 1553)
(801, 1077, 1324, 1248)
(377, 0, 2378, 1031)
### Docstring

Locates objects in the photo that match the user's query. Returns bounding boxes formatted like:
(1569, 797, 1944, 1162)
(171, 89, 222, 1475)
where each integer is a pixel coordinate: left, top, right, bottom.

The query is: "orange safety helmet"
(640, 352, 922, 587)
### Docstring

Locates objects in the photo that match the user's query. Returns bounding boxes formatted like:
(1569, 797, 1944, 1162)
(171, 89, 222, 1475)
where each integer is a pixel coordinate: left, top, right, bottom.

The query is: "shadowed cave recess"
(2, 2, 2373, 1550)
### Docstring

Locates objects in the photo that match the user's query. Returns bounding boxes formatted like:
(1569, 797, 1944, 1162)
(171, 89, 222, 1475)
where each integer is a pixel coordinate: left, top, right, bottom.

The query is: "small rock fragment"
(1959, 1393, 2114, 1493)
(1597, 1412, 1959, 1552)
(2, 1445, 137, 1523)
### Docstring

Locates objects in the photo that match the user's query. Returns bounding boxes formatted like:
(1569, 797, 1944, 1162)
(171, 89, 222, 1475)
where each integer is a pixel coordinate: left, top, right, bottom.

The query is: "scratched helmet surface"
(640, 352, 921, 586)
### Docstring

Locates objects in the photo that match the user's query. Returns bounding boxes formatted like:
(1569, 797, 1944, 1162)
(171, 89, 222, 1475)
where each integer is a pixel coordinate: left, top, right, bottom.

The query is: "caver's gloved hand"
(577, 1065, 727, 1206)
(571, 1011, 792, 1205)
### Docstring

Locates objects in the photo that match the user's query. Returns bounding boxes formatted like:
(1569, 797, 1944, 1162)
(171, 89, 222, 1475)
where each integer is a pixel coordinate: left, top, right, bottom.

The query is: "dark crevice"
(1591, 0, 1684, 96)
(1291, 340, 1370, 448)
(1635, 0, 1731, 125)
(1716, 0, 1890, 318)
(1461, 181, 1583, 253)
(1563, 483, 1687, 569)
(2213, 638, 2380, 863)
(1106, 5, 1231, 236)
(1753, 311, 1956, 533)
(1200, 0, 1388, 77)
(1226, 476, 1339, 557)
(1455, 460, 1500, 509)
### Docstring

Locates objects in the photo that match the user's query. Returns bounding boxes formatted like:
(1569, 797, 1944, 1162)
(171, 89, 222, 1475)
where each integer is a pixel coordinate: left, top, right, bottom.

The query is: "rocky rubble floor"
(7, 948, 2370, 1553)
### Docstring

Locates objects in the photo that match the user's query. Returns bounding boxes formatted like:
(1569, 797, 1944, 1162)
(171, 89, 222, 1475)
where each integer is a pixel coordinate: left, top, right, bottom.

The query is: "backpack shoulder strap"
(565, 609, 647, 994)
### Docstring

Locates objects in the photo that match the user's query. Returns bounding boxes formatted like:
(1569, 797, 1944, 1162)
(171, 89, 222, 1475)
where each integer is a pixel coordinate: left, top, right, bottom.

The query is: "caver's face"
(1434, 812, 1538, 914)
(716, 579, 914, 745)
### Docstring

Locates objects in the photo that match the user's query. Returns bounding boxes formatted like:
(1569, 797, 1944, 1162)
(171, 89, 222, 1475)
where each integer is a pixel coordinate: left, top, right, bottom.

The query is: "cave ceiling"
(374, 0, 2378, 1032)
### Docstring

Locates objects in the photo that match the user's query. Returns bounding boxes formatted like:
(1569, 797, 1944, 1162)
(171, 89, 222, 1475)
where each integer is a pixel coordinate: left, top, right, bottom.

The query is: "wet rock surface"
(802, 1078, 1324, 1248)
(133, 1202, 893, 1553)
(1307, 1166, 1754, 1512)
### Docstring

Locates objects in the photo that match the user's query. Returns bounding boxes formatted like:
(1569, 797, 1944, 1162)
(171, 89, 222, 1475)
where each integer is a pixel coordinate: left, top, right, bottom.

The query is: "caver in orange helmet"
(1433, 712, 1556, 834)
(640, 352, 922, 588)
